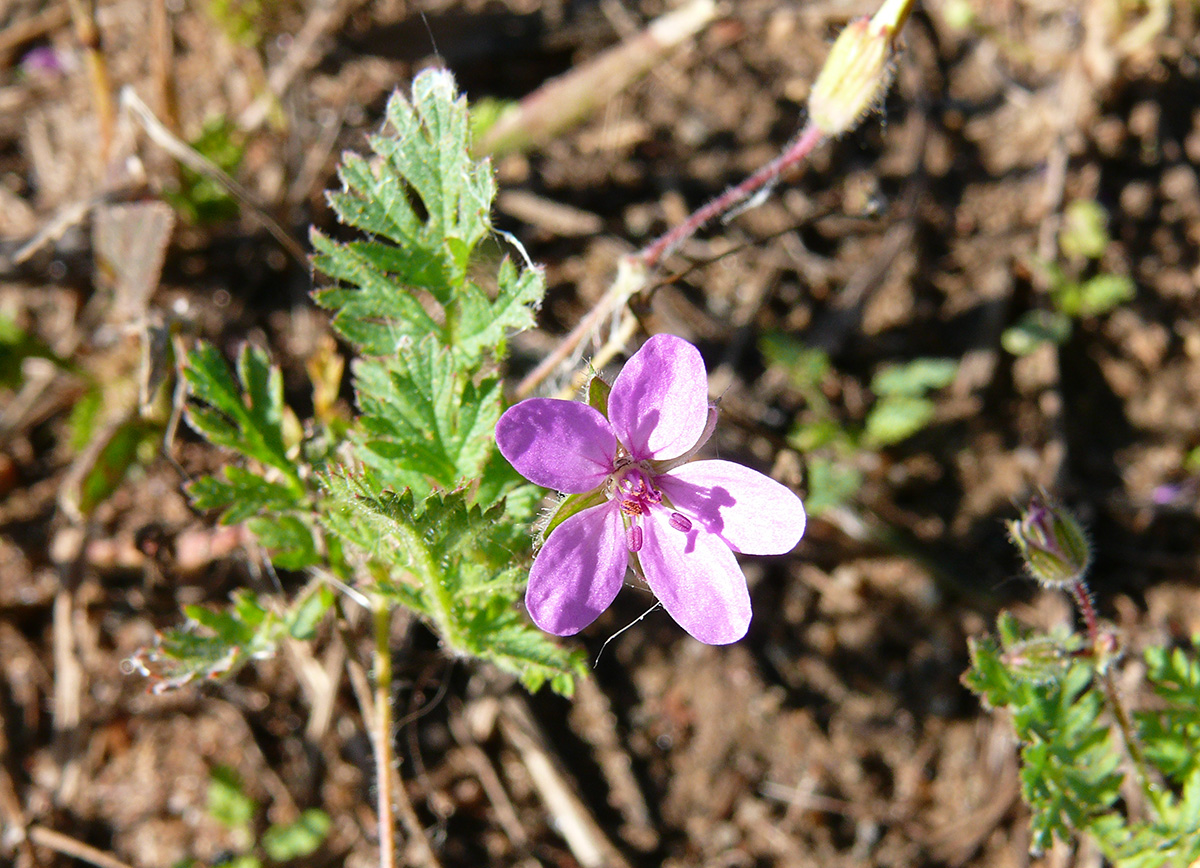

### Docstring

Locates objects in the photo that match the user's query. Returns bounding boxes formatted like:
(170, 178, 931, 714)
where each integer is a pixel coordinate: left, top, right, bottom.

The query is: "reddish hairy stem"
(1068, 578, 1100, 644)
(638, 123, 824, 269)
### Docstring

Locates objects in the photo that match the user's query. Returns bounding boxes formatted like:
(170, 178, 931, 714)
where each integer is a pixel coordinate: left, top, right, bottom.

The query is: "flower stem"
(1068, 578, 1099, 644)
(1069, 578, 1169, 821)
(638, 123, 824, 270)
(373, 602, 397, 868)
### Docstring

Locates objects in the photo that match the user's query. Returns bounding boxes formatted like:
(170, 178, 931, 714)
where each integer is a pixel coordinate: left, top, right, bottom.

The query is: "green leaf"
(452, 257, 544, 363)
(66, 387, 106, 452)
(354, 337, 501, 496)
(803, 456, 862, 516)
(312, 68, 537, 364)
(208, 765, 256, 829)
(262, 809, 331, 861)
(870, 358, 958, 397)
(128, 591, 284, 691)
(286, 586, 334, 640)
(1077, 273, 1135, 317)
(788, 417, 849, 452)
(1138, 638, 1200, 784)
(310, 233, 444, 356)
(75, 416, 161, 516)
(184, 343, 299, 486)
(863, 395, 936, 448)
(461, 598, 588, 696)
(189, 466, 304, 525)
(1002, 309, 1072, 356)
(247, 514, 321, 570)
(1060, 199, 1110, 260)
(760, 334, 831, 396)
(321, 473, 582, 693)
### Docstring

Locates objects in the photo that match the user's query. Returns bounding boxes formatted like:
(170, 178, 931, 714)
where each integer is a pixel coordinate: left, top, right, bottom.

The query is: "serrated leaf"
(313, 70, 517, 358)
(460, 598, 587, 696)
(453, 258, 544, 361)
(321, 472, 580, 692)
(311, 233, 444, 356)
(188, 466, 303, 525)
(184, 343, 299, 485)
(354, 337, 501, 496)
(129, 591, 283, 692)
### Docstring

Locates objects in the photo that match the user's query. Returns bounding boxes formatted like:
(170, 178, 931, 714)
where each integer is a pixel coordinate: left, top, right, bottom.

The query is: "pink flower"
(497, 334, 806, 645)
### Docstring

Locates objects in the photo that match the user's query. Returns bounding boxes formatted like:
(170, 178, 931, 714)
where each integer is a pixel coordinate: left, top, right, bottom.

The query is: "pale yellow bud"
(807, 0, 913, 137)
(808, 17, 894, 137)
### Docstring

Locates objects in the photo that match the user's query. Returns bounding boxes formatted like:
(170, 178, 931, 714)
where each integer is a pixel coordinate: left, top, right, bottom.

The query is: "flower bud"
(1007, 496, 1092, 588)
(808, 17, 893, 137)
(807, 0, 913, 137)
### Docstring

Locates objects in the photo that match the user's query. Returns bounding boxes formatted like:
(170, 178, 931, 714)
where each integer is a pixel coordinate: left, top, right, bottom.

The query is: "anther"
(627, 524, 644, 552)
(669, 512, 692, 532)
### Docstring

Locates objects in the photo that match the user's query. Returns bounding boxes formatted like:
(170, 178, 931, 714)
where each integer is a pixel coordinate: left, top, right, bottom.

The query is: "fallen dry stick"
(498, 696, 635, 868)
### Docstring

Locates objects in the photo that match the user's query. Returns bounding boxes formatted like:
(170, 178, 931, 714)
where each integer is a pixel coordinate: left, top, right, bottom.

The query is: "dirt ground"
(2, 1, 1200, 867)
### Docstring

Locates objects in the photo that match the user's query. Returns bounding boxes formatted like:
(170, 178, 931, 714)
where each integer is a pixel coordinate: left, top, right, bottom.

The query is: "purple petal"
(608, 334, 710, 461)
(496, 399, 616, 492)
(637, 507, 751, 644)
(657, 460, 806, 555)
(526, 502, 627, 635)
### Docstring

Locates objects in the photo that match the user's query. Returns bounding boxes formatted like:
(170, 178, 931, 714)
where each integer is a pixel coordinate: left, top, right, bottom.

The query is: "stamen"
(627, 524, 644, 552)
(669, 512, 692, 532)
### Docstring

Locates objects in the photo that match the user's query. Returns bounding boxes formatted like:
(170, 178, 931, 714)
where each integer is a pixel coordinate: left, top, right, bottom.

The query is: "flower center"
(610, 466, 661, 515)
(607, 465, 690, 552)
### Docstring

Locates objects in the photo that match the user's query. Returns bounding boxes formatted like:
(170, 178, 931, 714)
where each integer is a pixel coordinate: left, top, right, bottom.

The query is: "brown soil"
(2, 1, 1199, 867)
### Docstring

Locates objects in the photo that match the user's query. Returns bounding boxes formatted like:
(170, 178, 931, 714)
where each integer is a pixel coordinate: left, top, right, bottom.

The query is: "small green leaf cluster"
(965, 614, 1200, 866)
(129, 586, 331, 691)
(760, 334, 957, 515)
(1004, 199, 1135, 356)
(146, 69, 584, 696)
(174, 765, 330, 868)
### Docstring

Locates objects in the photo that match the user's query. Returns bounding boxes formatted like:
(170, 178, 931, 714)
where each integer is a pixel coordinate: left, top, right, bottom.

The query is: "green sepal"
(587, 376, 611, 418)
(543, 487, 607, 539)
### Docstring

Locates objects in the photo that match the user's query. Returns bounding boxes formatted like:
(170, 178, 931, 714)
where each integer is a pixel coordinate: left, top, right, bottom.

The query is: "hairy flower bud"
(808, 18, 893, 137)
(1007, 496, 1092, 588)
(807, 0, 913, 137)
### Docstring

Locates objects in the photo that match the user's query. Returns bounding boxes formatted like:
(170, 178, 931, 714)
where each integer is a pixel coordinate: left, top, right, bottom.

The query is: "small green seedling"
(761, 334, 957, 515)
(1003, 199, 1135, 356)
(173, 766, 331, 868)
